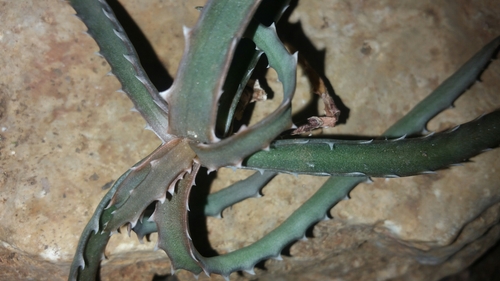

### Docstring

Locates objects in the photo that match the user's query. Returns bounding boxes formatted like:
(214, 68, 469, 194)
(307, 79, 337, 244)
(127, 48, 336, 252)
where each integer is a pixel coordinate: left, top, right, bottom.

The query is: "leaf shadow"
(277, 0, 350, 126)
(106, 0, 173, 91)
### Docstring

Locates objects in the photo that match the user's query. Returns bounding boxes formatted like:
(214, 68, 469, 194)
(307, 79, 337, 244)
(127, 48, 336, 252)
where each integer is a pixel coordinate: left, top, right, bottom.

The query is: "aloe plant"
(67, 0, 500, 280)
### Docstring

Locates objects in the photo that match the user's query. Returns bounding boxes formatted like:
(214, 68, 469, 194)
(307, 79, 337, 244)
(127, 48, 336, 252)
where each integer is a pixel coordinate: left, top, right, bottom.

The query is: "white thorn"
(127, 223, 132, 237)
(182, 25, 192, 39)
(236, 124, 248, 133)
(203, 268, 210, 278)
(123, 54, 135, 64)
(112, 29, 127, 42)
(144, 124, 153, 131)
(137, 236, 144, 244)
(90, 218, 100, 234)
(158, 193, 167, 204)
(272, 254, 283, 261)
(448, 125, 460, 133)
(101, 7, 113, 20)
(300, 234, 308, 241)
(159, 88, 171, 100)
(135, 74, 149, 85)
(327, 142, 334, 150)
(170, 263, 175, 275)
(423, 131, 435, 138)
(244, 268, 256, 275)
(269, 22, 277, 32)
(391, 134, 406, 141)
(147, 211, 156, 222)
(129, 218, 138, 229)
(345, 172, 366, 176)
(76, 255, 85, 270)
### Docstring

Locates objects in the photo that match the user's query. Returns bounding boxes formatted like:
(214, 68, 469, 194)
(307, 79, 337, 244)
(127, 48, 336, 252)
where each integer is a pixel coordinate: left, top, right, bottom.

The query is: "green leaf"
(69, 0, 173, 142)
(194, 176, 365, 276)
(244, 111, 500, 176)
(191, 23, 296, 170)
(384, 35, 500, 137)
(165, 0, 263, 143)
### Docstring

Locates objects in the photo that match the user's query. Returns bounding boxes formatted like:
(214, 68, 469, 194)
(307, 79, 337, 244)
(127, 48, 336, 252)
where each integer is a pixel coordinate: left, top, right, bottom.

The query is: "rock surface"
(1, 0, 499, 280)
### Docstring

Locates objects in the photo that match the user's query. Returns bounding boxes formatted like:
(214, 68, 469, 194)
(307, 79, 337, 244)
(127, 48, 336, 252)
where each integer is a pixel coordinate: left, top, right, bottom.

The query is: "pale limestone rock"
(0, 0, 499, 281)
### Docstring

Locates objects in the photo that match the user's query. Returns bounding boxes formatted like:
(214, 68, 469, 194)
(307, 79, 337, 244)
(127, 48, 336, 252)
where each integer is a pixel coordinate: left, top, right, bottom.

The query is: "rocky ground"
(1, 0, 499, 280)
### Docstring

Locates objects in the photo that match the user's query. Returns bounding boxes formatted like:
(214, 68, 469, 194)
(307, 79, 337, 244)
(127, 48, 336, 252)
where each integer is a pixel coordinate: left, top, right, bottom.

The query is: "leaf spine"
(391, 134, 407, 141)
(345, 172, 366, 176)
(244, 268, 256, 275)
(169, 263, 175, 276)
(272, 254, 283, 261)
(423, 132, 435, 138)
(101, 7, 113, 20)
(112, 29, 127, 42)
